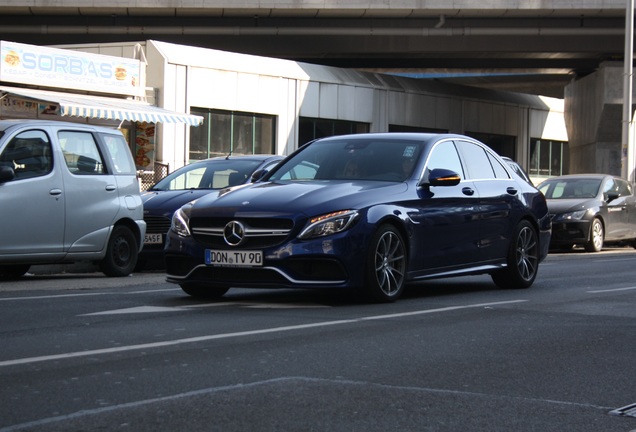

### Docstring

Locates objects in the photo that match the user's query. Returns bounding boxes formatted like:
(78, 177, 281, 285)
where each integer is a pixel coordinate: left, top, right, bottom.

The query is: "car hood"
(142, 189, 220, 213)
(546, 198, 598, 214)
(191, 180, 409, 217)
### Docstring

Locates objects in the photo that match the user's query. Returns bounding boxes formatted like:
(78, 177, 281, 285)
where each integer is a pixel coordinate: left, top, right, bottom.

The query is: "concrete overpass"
(0, 0, 633, 177)
(0, 0, 630, 98)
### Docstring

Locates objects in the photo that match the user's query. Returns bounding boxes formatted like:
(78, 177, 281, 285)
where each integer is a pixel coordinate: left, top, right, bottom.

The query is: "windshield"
(538, 178, 601, 199)
(150, 159, 262, 191)
(268, 138, 423, 182)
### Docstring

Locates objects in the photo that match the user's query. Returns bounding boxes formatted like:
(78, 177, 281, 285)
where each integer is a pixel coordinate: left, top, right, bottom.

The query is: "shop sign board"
(0, 41, 142, 97)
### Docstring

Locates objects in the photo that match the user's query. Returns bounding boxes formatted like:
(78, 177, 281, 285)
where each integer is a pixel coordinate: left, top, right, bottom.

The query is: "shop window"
(465, 131, 516, 160)
(299, 117, 369, 146)
(529, 138, 569, 178)
(189, 108, 276, 161)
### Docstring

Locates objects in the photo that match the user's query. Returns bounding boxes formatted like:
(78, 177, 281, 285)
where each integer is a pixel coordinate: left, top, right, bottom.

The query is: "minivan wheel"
(0, 264, 31, 280)
(363, 224, 406, 303)
(180, 283, 230, 299)
(100, 226, 138, 277)
(492, 220, 539, 289)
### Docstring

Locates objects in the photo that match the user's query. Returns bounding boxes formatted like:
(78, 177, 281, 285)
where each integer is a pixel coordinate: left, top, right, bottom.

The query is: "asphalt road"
(1, 249, 636, 432)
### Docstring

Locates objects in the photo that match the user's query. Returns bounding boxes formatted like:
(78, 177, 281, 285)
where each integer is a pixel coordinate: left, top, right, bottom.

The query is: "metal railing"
(138, 162, 169, 191)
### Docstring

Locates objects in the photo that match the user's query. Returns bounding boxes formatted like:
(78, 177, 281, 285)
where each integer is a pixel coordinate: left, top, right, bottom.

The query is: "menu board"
(134, 122, 155, 170)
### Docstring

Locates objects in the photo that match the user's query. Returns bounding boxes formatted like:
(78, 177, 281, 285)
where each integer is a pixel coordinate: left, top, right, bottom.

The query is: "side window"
(487, 153, 510, 179)
(279, 161, 319, 180)
(425, 140, 464, 180)
(58, 131, 105, 175)
(0, 130, 53, 181)
(617, 179, 633, 197)
(101, 133, 136, 174)
(456, 140, 496, 180)
(603, 179, 616, 194)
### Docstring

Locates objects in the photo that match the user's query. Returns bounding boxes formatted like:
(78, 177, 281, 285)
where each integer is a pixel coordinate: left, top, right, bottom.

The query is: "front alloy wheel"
(364, 224, 406, 302)
(492, 220, 539, 289)
(585, 218, 603, 252)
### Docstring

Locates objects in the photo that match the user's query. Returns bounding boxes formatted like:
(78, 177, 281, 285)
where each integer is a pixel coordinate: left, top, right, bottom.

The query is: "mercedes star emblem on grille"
(223, 220, 246, 246)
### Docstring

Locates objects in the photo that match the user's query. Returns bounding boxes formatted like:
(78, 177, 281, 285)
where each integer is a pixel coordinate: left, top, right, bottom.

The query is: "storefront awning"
(0, 86, 203, 126)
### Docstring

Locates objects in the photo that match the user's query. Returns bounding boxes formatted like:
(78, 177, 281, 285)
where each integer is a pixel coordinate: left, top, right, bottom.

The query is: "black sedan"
(537, 174, 636, 252)
(165, 133, 552, 302)
(139, 154, 283, 267)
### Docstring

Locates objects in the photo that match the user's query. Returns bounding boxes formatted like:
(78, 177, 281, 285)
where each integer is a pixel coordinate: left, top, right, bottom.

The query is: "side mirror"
(606, 191, 619, 203)
(250, 169, 267, 182)
(0, 165, 15, 183)
(426, 168, 461, 187)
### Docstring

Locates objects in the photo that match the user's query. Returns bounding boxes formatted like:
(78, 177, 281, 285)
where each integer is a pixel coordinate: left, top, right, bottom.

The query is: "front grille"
(145, 215, 172, 234)
(190, 217, 295, 249)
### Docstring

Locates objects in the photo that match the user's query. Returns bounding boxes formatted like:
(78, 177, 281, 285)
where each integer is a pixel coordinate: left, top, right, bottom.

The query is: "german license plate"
(205, 249, 263, 267)
(144, 233, 163, 245)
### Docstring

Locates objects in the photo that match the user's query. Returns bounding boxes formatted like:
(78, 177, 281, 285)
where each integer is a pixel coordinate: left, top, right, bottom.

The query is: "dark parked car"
(165, 133, 551, 302)
(537, 174, 636, 252)
(139, 154, 283, 267)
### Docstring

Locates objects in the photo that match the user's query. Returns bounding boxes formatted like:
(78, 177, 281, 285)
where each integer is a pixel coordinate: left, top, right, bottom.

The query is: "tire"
(363, 224, 407, 302)
(584, 218, 604, 252)
(0, 264, 31, 280)
(99, 225, 138, 277)
(180, 283, 229, 299)
(492, 220, 539, 289)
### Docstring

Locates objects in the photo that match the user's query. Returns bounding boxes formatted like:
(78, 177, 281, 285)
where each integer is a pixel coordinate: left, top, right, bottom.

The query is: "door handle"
(462, 187, 475, 196)
(105, 185, 116, 191)
(49, 189, 62, 196)
(506, 187, 518, 195)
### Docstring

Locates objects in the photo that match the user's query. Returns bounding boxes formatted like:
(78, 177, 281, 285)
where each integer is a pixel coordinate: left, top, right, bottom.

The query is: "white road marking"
(81, 301, 330, 315)
(0, 288, 179, 302)
(0, 300, 526, 368)
(587, 286, 636, 293)
(84, 306, 185, 315)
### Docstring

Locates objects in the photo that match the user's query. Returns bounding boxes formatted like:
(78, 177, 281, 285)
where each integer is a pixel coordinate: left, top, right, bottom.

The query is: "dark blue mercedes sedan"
(165, 133, 551, 302)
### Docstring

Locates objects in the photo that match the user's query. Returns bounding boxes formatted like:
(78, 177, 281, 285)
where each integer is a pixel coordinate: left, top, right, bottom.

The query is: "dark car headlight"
(299, 210, 359, 239)
(553, 209, 588, 222)
(171, 203, 193, 237)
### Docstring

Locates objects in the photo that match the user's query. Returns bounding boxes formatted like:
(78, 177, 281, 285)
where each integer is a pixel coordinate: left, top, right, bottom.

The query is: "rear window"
(101, 133, 136, 175)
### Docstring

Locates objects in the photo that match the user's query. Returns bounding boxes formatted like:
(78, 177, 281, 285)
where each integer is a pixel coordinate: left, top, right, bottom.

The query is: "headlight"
(298, 210, 359, 239)
(554, 209, 588, 221)
(171, 204, 193, 237)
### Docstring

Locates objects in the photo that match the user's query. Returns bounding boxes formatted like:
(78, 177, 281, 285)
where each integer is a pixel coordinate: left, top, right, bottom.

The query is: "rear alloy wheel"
(180, 284, 229, 299)
(364, 224, 406, 302)
(0, 264, 31, 280)
(99, 226, 138, 277)
(492, 220, 539, 289)
(584, 218, 604, 252)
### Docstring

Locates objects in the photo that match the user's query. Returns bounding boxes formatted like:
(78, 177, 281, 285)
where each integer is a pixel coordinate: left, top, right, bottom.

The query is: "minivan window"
(102, 133, 136, 174)
(59, 130, 105, 175)
(0, 129, 53, 181)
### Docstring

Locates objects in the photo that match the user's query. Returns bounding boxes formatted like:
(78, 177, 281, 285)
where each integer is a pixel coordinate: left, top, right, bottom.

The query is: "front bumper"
(164, 227, 369, 290)
(549, 220, 591, 246)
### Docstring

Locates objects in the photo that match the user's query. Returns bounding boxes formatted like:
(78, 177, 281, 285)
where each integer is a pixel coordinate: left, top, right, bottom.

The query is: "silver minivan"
(0, 120, 146, 279)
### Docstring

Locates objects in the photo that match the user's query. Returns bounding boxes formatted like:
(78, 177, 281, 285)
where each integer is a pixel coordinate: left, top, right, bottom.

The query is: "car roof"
(188, 154, 284, 165)
(315, 132, 477, 145)
(0, 119, 121, 134)
(543, 174, 614, 181)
